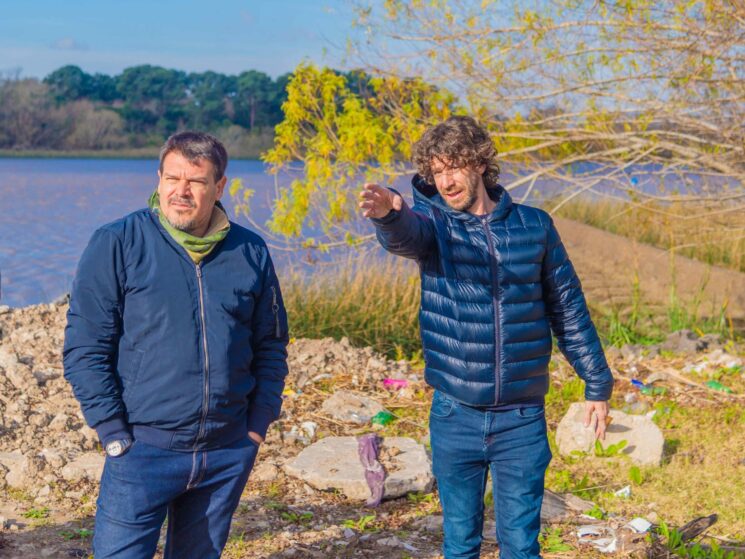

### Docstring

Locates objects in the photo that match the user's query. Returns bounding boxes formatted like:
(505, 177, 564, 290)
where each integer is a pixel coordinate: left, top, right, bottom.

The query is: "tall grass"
(549, 197, 745, 273)
(282, 255, 421, 358)
(282, 255, 737, 359)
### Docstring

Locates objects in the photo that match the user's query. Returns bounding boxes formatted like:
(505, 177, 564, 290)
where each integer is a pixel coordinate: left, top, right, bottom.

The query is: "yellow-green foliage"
(256, 64, 457, 243)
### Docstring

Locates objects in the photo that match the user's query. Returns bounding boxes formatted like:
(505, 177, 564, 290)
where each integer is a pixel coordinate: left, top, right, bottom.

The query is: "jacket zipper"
(271, 285, 281, 338)
(480, 216, 502, 405)
(195, 263, 210, 445)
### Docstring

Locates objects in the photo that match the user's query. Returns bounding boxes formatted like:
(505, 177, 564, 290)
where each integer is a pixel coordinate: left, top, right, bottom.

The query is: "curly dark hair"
(412, 115, 500, 189)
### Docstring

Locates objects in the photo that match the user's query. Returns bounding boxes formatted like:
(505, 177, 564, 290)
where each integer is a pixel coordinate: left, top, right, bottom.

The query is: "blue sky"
(0, 0, 358, 79)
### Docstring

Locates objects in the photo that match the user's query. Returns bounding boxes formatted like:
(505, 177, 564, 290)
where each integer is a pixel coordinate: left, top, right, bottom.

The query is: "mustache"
(167, 195, 196, 208)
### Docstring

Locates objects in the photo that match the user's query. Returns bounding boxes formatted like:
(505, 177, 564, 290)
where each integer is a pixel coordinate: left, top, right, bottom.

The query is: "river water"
(0, 158, 290, 307)
(1, 157, 723, 307)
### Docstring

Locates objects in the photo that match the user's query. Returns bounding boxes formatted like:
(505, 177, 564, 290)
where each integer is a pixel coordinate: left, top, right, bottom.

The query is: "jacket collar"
(412, 174, 513, 222)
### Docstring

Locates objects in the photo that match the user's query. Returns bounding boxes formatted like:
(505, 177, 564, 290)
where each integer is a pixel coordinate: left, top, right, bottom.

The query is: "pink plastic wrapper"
(357, 433, 386, 506)
(382, 378, 409, 389)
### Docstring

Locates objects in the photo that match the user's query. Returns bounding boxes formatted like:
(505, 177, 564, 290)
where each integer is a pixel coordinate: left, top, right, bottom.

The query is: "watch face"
(106, 440, 124, 457)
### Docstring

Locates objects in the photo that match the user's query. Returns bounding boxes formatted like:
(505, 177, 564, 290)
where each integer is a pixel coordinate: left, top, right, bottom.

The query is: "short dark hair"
(159, 131, 228, 181)
(412, 116, 500, 189)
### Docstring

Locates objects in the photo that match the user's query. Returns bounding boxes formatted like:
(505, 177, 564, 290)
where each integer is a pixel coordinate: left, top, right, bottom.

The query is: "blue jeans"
(93, 436, 259, 558)
(430, 390, 552, 559)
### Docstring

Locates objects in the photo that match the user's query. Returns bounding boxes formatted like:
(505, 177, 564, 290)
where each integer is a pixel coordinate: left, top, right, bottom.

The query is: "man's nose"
(174, 179, 192, 195)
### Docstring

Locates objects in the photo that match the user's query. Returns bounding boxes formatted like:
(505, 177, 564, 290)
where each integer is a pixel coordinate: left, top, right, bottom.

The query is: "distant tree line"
(0, 64, 302, 155)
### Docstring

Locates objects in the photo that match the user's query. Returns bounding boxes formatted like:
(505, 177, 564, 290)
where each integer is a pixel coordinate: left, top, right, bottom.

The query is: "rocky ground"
(1, 301, 744, 558)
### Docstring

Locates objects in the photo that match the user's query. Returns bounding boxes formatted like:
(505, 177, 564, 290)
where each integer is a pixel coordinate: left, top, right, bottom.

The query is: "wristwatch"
(105, 437, 133, 457)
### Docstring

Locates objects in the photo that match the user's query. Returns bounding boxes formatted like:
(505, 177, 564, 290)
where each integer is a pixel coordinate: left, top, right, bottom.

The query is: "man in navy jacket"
(64, 131, 289, 558)
(360, 116, 613, 559)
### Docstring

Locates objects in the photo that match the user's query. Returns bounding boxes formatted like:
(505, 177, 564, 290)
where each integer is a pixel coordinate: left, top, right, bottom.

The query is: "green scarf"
(148, 190, 230, 263)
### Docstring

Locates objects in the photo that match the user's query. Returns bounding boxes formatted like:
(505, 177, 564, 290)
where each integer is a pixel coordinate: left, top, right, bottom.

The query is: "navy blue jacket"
(372, 176, 613, 406)
(63, 208, 289, 451)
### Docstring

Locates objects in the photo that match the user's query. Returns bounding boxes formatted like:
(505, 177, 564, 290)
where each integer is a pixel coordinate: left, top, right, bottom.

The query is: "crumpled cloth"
(357, 433, 386, 506)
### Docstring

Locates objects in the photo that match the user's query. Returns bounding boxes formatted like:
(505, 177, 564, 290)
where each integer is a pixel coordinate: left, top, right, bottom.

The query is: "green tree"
(43, 65, 92, 103)
(116, 65, 188, 135)
(186, 71, 235, 130)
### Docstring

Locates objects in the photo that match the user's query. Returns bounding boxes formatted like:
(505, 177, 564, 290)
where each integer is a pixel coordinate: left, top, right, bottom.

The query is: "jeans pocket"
(430, 390, 455, 419)
(516, 405, 545, 418)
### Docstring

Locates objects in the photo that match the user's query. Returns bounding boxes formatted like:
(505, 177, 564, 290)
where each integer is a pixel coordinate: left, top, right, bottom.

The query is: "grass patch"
(283, 253, 739, 361)
(549, 196, 745, 274)
(283, 256, 420, 358)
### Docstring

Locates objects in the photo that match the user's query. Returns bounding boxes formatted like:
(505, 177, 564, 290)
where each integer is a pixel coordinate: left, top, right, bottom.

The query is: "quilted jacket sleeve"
(63, 228, 130, 444)
(541, 217, 614, 401)
(370, 191, 436, 261)
(247, 249, 289, 439)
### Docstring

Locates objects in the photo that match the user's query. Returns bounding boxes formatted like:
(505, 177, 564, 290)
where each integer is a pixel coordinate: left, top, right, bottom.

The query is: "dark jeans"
(93, 436, 259, 558)
(430, 390, 552, 559)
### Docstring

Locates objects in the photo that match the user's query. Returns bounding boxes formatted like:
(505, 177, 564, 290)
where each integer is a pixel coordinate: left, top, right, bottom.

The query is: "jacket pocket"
(118, 345, 145, 410)
(430, 390, 455, 419)
(516, 405, 545, 418)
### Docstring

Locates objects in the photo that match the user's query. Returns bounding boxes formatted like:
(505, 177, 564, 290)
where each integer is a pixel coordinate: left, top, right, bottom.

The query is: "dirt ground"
(1, 220, 744, 558)
(555, 217, 745, 324)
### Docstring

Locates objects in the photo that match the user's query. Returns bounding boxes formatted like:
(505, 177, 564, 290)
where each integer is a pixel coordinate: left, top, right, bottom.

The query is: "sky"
(0, 0, 359, 79)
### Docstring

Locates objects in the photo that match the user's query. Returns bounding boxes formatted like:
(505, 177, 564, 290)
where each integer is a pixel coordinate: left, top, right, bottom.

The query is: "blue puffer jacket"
(63, 209, 289, 451)
(372, 176, 613, 406)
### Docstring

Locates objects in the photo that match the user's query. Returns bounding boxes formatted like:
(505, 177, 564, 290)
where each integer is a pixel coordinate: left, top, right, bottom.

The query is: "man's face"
(157, 151, 226, 235)
(431, 158, 487, 212)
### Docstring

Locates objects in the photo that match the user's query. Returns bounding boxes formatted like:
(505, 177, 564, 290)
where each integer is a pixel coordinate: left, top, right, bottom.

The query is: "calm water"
(0, 158, 724, 307)
(0, 158, 290, 307)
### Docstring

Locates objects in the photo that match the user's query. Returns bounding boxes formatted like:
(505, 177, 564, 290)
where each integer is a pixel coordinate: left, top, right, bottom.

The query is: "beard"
(441, 180, 479, 212)
(164, 196, 198, 233)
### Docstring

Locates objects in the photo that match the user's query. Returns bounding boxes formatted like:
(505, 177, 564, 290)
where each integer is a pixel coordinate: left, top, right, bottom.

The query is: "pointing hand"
(359, 183, 403, 219)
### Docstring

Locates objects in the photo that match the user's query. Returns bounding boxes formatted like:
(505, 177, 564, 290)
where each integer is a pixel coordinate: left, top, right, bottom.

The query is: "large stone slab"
(61, 452, 104, 482)
(555, 403, 664, 465)
(320, 390, 387, 424)
(284, 436, 433, 501)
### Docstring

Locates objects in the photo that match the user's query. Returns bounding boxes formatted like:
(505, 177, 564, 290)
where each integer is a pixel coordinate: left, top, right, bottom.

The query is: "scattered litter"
(300, 421, 317, 439)
(627, 517, 652, 533)
(705, 380, 733, 394)
(683, 363, 707, 374)
(282, 388, 298, 398)
(382, 378, 409, 389)
(592, 538, 617, 553)
(577, 525, 605, 538)
(624, 392, 638, 404)
(630, 379, 666, 396)
(614, 485, 632, 498)
(371, 411, 395, 426)
(357, 434, 386, 507)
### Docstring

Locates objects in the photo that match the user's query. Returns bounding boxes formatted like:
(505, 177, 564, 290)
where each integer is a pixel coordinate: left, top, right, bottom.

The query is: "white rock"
(0, 347, 32, 390)
(555, 403, 665, 465)
(320, 391, 387, 424)
(0, 451, 31, 488)
(284, 436, 433, 501)
(251, 462, 279, 483)
(60, 452, 104, 482)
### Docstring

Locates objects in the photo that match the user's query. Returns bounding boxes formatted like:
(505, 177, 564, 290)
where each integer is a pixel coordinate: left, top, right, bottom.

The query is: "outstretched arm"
(360, 183, 436, 260)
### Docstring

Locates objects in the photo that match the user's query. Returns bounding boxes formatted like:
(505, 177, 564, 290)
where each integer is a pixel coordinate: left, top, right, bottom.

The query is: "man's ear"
(476, 163, 486, 175)
(215, 176, 228, 200)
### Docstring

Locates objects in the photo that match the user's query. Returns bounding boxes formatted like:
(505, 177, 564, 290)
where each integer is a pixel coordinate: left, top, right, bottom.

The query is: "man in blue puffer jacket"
(63, 131, 289, 558)
(360, 116, 613, 559)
